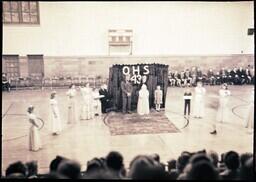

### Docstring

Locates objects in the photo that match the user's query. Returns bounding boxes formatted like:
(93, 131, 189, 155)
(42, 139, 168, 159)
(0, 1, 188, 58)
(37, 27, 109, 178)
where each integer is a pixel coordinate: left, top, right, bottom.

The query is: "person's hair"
(50, 93, 56, 99)
(106, 151, 124, 171)
(25, 160, 38, 177)
(49, 155, 66, 173)
(240, 152, 253, 167)
(189, 153, 212, 165)
(86, 158, 104, 173)
(167, 159, 176, 172)
(27, 106, 34, 114)
(177, 153, 191, 172)
(239, 157, 254, 180)
(128, 155, 167, 179)
(186, 160, 219, 180)
(6, 161, 27, 177)
(224, 151, 240, 170)
(207, 150, 219, 168)
(57, 159, 81, 179)
(151, 153, 160, 163)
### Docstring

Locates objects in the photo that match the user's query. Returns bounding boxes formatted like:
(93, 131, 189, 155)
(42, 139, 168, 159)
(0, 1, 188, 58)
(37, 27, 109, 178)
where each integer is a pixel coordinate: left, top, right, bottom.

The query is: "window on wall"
(2, 1, 40, 24)
(2, 55, 20, 78)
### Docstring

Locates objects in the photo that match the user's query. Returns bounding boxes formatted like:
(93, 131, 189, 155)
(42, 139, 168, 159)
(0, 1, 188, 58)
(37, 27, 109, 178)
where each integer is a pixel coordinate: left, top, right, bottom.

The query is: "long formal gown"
(193, 86, 206, 118)
(92, 91, 102, 116)
(245, 90, 254, 132)
(216, 89, 231, 122)
(50, 98, 62, 134)
(28, 113, 42, 151)
(137, 84, 150, 115)
(66, 88, 77, 124)
(80, 87, 94, 120)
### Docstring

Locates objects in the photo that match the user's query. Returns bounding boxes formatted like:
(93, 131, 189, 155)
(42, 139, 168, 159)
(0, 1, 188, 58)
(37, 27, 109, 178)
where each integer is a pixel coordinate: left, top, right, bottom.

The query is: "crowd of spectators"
(2, 150, 254, 180)
(168, 66, 255, 87)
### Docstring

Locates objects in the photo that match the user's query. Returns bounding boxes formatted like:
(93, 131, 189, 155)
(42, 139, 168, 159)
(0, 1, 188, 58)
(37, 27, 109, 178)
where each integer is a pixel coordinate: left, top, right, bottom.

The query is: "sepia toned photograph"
(1, 1, 254, 180)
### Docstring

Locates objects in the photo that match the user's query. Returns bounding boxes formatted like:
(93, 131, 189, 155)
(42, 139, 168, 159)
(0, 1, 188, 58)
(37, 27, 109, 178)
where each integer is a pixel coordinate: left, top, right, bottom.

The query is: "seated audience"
(220, 151, 240, 180)
(57, 159, 81, 179)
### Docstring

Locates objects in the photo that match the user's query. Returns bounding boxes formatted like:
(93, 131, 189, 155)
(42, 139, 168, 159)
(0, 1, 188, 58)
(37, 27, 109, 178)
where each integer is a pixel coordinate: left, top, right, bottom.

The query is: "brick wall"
(2, 54, 254, 79)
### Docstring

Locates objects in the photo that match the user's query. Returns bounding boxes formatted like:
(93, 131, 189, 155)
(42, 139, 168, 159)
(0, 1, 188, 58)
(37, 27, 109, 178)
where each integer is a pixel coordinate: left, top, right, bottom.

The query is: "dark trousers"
(122, 95, 131, 113)
(184, 100, 191, 115)
(2, 82, 10, 91)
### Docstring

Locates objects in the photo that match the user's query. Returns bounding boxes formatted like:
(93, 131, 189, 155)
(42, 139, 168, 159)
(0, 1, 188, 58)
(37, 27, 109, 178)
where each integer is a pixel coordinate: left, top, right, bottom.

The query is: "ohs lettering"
(122, 65, 149, 84)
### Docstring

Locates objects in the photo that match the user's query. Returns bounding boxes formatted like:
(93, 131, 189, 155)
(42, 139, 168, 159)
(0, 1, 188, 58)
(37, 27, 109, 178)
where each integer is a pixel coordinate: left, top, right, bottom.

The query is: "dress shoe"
(210, 130, 217, 135)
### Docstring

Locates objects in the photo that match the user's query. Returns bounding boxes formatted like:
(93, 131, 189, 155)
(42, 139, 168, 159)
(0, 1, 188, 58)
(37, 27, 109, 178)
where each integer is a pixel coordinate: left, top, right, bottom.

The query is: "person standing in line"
(245, 88, 254, 134)
(92, 88, 102, 116)
(154, 85, 163, 112)
(121, 75, 133, 114)
(27, 105, 42, 152)
(99, 84, 112, 113)
(193, 81, 206, 119)
(210, 84, 231, 135)
(80, 83, 94, 120)
(183, 87, 192, 118)
(66, 84, 77, 124)
(137, 84, 150, 115)
(50, 91, 62, 135)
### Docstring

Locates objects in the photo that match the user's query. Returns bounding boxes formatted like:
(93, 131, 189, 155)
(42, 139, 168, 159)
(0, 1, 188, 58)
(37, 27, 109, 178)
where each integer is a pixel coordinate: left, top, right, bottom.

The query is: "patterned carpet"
(105, 111, 180, 136)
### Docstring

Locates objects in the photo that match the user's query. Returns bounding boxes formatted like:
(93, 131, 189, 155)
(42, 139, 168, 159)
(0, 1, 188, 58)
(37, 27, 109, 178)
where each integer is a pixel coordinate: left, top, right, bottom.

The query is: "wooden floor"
(1, 85, 254, 174)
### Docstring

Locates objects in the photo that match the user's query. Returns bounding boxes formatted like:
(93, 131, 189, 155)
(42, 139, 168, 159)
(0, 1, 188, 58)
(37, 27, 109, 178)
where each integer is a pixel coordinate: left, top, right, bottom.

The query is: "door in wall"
(2, 55, 20, 79)
(27, 55, 44, 86)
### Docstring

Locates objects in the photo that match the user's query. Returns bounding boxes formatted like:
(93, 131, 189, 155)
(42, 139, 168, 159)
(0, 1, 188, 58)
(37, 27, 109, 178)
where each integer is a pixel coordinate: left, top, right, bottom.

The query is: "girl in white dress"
(80, 83, 94, 120)
(154, 85, 163, 111)
(66, 84, 77, 124)
(92, 88, 102, 116)
(27, 105, 42, 152)
(245, 88, 254, 133)
(216, 84, 231, 122)
(50, 91, 62, 135)
(210, 84, 231, 134)
(193, 82, 206, 118)
(137, 84, 150, 115)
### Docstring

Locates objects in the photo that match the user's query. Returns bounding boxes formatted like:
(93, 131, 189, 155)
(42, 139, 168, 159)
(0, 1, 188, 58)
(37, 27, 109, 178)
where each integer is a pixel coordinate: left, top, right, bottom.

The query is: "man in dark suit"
(207, 69, 216, 85)
(2, 73, 11, 92)
(230, 67, 239, 85)
(99, 84, 112, 113)
(196, 67, 203, 83)
(121, 75, 133, 114)
(237, 67, 246, 85)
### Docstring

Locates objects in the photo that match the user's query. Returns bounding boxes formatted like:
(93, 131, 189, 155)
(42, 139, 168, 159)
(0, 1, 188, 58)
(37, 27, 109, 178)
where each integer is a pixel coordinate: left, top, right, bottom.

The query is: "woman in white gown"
(216, 84, 231, 122)
(193, 82, 206, 118)
(50, 91, 62, 135)
(137, 84, 150, 115)
(66, 84, 77, 124)
(27, 105, 42, 152)
(210, 84, 231, 134)
(92, 88, 102, 116)
(245, 88, 254, 133)
(80, 83, 94, 120)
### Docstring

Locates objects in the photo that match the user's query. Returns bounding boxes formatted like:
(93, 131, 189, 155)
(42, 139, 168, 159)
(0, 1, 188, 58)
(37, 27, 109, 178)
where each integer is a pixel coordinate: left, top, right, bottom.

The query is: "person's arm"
(29, 118, 39, 128)
(50, 102, 58, 118)
(121, 82, 128, 95)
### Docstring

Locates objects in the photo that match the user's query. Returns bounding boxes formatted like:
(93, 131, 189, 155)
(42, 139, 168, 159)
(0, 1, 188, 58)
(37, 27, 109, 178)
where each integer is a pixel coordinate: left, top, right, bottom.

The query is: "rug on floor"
(105, 111, 180, 136)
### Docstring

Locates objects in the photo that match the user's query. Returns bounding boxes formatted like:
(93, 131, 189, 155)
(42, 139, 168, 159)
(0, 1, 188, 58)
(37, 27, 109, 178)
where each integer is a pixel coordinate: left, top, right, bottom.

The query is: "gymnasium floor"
(1, 85, 254, 174)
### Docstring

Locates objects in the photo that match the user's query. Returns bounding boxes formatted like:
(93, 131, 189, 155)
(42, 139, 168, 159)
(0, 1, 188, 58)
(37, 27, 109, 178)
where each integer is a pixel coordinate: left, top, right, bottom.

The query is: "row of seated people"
(168, 66, 254, 87)
(2, 149, 253, 180)
(2, 73, 107, 91)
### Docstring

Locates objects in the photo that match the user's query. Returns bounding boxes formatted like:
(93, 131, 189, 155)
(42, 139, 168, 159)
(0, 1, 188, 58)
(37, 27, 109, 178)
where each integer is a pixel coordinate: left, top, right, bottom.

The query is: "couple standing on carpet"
(121, 75, 163, 115)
